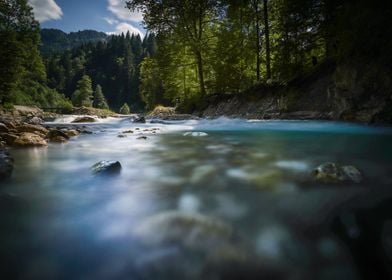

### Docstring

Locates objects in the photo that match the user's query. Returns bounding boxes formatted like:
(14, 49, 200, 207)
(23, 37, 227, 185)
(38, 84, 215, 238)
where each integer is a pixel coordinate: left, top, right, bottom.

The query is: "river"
(1, 117, 392, 280)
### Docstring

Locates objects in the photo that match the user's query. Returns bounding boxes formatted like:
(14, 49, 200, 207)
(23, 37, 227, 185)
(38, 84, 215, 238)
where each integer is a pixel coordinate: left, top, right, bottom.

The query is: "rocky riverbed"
(0, 110, 392, 280)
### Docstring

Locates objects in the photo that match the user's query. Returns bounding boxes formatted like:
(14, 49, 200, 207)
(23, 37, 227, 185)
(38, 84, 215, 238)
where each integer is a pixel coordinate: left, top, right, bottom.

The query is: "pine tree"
(72, 75, 93, 107)
(119, 103, 130, 114)
(0, 0, 41, 104)
(93, 84, 109, 109)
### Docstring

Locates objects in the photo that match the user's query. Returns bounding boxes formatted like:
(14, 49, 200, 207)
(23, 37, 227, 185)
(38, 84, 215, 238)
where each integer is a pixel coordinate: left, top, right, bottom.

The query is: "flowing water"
(1, 117, 392, 280)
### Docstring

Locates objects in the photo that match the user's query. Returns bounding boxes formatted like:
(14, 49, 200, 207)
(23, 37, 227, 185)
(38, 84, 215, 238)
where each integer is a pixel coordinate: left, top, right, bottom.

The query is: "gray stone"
(91, 160, 122, 175)
(312, 162, 363, 184)
(72, 116, 96, 123)
(47, 129, 70, 141)
(28, 117, 44, 125)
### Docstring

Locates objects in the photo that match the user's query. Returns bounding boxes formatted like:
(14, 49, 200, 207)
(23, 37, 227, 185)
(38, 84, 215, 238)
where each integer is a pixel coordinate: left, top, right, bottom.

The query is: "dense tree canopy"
(72, 75, 93, 107)
(1, 0, 391, 113)
(93, 85, 109, 110)
(45, 32, 158, 111)
(127, 0, 392, 110)
(0, 0, 71, 109)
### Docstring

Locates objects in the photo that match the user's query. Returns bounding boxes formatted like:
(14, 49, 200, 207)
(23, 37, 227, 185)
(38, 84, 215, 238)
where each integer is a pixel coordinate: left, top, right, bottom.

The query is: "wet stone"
(91, 160, 122, 175)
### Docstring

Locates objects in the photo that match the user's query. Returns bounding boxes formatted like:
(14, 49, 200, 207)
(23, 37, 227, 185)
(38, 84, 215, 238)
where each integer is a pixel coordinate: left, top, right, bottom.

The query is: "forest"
(1, 0, 392, 114)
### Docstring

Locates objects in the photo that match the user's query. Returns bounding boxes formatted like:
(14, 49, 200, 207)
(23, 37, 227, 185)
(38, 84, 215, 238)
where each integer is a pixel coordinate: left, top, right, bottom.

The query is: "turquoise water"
(1, 118, 392, 279)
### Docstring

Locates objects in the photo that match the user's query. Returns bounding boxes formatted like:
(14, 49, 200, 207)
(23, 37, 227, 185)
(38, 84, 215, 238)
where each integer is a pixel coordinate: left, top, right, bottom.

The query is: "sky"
(28, 0, 144, 36)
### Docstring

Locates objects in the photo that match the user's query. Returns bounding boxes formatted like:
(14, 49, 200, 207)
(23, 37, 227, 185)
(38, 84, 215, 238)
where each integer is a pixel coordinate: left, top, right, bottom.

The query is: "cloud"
(107, 22, 144, 38)
(107, 0, 143, 22)
(103, 17, 120, 26)
(28, 0, 63, 23)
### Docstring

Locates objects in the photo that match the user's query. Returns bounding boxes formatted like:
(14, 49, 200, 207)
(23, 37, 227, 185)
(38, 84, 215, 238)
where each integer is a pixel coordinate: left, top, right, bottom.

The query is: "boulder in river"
(47, 129, 70, 142)
(64, 129, 80, 137)
(312, 162, 363, 184)
(72, 116, 97, 123)
(91, 160, 122, 175)
(0, 150, 13, 180)
(13, 132, 47, 147)
(0, 133, 18, 146)
(50, 136, 68, 143)
(28, 117, 44, 125)
(17, 124, 48, 135)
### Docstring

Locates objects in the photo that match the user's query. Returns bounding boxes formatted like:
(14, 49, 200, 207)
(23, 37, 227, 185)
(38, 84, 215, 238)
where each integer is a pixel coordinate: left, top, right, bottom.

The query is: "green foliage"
(140, 58, 165, 110)
(0, 0, 71, 109)
(0, 0, 40, 104)
(119, 103, 131, 114)
(3, 0, 389, 114)
(127, 0, 392, 113)
(44, 32, 158, 111)
(40, 29, 108, 56)
(2, 102, 14, 110)
(93, 85, 109, 109)
(176, 94, 208, 114)
(72, 75, 93, 107)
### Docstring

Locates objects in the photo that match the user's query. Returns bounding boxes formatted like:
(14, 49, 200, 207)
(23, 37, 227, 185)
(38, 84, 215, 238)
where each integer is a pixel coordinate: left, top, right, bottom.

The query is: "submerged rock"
(132, 211, 284, 279)
(64, 129, 80, 137)
(250, 169, 284, 189)
(133, 116, 146, 123)
(91, 160, 122, 175)
(80, 129, 93, 135)
(312, 162, 363, 184)
(72, 116, 96, 123)
(50, 136, 68, 143)
(0, 150, 13, 180)
(137, 136, 148, 140)
(133, 211, 235, 250)
(47, 129, 70, 142)
(341, 165, 363, 183)
(13, 133, 47, 147)
(183, 132, 208, 137)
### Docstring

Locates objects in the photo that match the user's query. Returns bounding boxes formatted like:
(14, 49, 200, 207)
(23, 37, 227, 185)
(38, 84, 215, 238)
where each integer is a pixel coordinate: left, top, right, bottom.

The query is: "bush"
(56, 99, 73, 114)
(2, 102, 14, 110)
(119, 103, 130, 114)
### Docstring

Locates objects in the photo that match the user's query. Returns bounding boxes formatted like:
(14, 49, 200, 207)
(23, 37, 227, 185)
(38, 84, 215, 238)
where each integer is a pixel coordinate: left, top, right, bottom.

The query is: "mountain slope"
(40, 29, 108, 56)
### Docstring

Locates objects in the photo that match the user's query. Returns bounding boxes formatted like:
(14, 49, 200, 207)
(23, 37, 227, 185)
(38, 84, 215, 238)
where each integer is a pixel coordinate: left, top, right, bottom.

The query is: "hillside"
(200, 60, 392, 124)
(40, 29, 108, 56)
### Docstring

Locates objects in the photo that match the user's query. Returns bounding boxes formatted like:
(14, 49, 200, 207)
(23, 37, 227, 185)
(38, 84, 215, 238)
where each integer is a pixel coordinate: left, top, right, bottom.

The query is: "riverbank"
(0, 106, 119, 179)
(198, 61, 392, 124)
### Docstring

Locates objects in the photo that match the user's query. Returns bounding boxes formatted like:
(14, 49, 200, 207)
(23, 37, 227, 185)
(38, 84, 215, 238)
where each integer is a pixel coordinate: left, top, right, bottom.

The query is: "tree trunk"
(254, 0, 261, 81)
(263, 0, 271, 80)
(195, 50, 206, 96)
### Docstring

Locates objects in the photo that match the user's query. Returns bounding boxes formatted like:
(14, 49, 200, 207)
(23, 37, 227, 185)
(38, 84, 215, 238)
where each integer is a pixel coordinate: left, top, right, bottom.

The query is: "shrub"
(119, 103, 130, 114)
